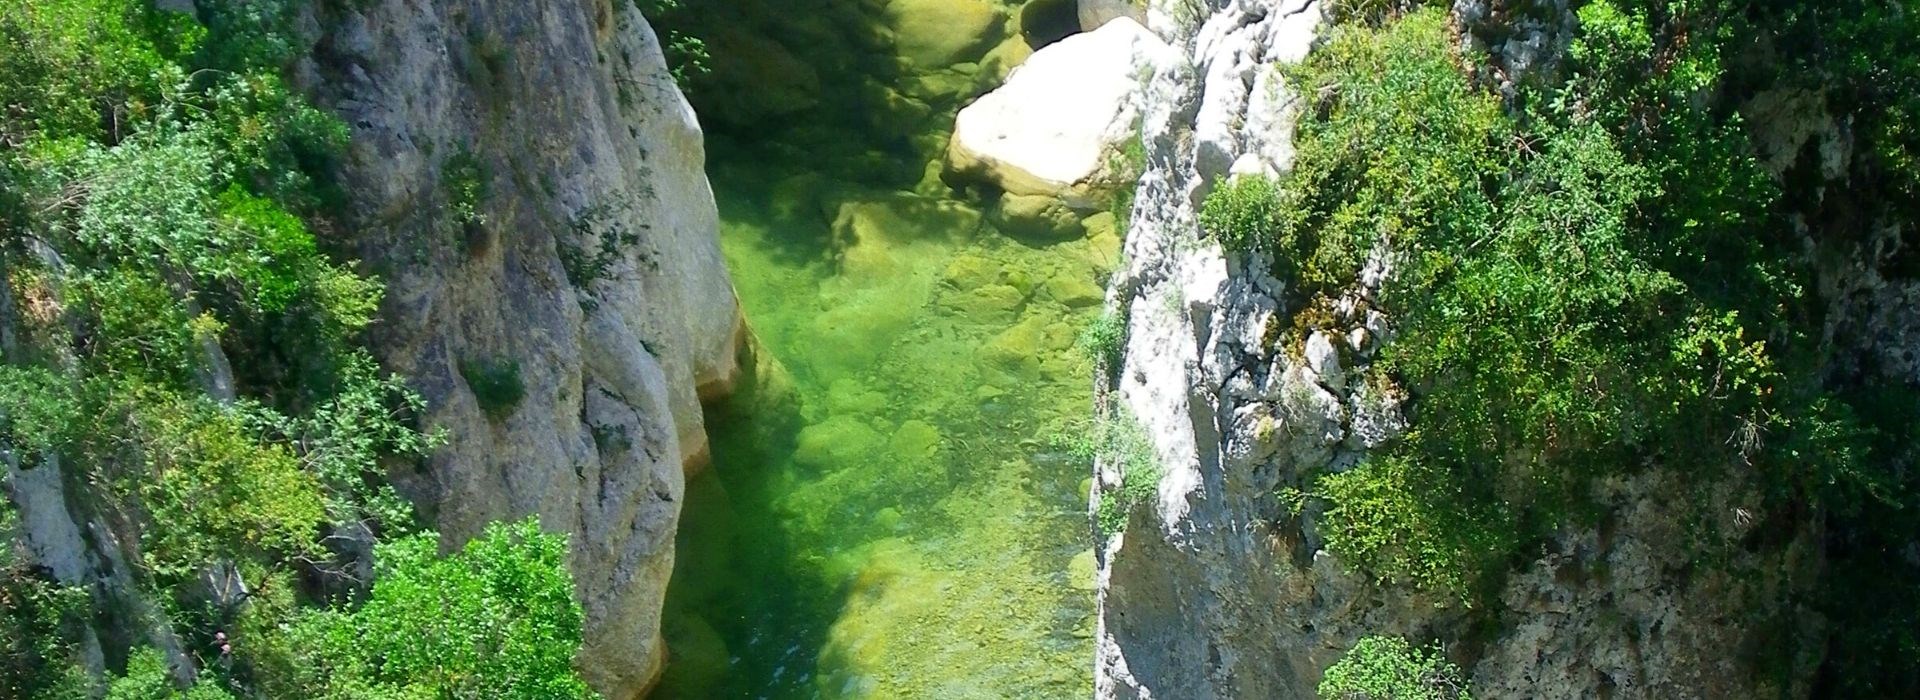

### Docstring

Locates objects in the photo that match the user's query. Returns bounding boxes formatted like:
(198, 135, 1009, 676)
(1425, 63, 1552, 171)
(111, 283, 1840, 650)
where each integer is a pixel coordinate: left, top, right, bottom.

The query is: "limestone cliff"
(1093, 1, 1829, 697)
(301, 1, 741, 696)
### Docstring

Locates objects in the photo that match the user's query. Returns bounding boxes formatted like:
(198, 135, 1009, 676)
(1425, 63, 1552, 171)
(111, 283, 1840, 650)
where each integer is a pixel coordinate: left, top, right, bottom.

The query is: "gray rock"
(306, 2, 743, 697)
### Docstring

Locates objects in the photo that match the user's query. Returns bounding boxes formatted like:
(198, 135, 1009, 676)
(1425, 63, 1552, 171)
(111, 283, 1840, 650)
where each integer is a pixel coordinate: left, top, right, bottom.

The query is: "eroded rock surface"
(305, 1, 740, 696)
(1093, 1, 1824, 698)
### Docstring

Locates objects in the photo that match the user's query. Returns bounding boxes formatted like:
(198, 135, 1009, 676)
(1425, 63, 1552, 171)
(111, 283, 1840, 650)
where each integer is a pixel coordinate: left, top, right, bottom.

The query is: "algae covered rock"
(795, 415, 884, 469)
(944, 18, 1166, 209)
(1044, 272, 1105, 308)
(990, 193, 1087, 241)
(697, 25, 823, 127)
(885, 0, 1006, 71)
(831, 191, 983, 277)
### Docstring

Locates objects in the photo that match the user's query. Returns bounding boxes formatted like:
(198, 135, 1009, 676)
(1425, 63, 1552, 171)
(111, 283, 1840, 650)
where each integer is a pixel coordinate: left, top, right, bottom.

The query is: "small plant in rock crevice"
(459, 356, 525, 420)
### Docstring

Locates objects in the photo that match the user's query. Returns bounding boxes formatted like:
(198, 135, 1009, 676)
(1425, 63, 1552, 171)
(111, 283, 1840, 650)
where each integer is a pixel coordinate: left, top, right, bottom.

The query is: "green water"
(652, 141, 1119, 696)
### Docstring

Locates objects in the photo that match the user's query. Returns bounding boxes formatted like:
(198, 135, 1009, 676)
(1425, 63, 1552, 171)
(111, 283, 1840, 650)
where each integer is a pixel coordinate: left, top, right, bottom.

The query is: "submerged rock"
(832, 192, 984, 278)
(885, 0, 1006, 71)
(991, 193, 1087, 241)
(795, 415, 884, 470)
(944, 17, 1166, 209)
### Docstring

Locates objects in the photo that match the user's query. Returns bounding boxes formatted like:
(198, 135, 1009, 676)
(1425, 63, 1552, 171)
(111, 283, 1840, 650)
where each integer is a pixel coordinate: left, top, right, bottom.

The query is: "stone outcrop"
(303, 1, 741, 697)
(1092, 1, 1824, 698)
(945, 17, 1168, 210)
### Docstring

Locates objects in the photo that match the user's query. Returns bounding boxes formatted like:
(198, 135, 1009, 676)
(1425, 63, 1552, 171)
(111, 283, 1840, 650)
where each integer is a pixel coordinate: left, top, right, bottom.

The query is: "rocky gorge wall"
(300, 1, 742, 696)
(1092, 1, 1829, 697)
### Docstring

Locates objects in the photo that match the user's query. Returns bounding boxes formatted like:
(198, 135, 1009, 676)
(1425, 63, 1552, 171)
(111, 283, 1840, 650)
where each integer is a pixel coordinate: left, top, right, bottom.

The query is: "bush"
(1199, 175, 1281, 255)
(1279, 4, 1902, 610)
(460, 357, 526, 419)
(287, 518, 596, 699)
(1061, 410, 1163, 535)
(1077, 307, 1129, 376)
(1319, 636, 1470, 700)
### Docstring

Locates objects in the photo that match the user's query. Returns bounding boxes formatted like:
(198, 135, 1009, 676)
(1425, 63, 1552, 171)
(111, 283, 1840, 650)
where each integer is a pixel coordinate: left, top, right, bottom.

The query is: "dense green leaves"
(287, 519, 596, 699)
(1319, 636, 1471, 700)
(1244, 2, 1920, 632)
(0, 1, 587, 697)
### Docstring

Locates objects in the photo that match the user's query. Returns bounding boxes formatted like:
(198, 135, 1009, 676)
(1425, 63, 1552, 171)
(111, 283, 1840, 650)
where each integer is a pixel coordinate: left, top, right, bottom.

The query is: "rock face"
(945, 17, 1168, 209)
(303, 1, 741, 697)
(1093, 1, 1824, 698)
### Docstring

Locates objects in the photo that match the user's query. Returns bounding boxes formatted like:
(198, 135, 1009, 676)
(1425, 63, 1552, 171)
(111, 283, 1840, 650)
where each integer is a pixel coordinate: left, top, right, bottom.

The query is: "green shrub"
(1199, 175, 1280, 255)
(1276, 4, 1908, 612)
(104, 648, 236, 700)
(1319, 636, 1470, 700)
(286, 518, 596, 699)
(1077, 307, 1129, 376)
(460, 357, 526, 419)
(1062, 410, 1162, 535)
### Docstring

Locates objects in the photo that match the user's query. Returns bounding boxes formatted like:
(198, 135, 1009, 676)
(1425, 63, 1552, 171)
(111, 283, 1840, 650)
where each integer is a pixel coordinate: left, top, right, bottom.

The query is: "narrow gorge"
(4, 0, 1919, 699)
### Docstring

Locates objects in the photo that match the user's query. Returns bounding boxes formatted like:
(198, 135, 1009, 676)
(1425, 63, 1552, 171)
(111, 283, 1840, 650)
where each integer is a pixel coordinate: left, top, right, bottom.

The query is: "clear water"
(652, 142, 1116, 696)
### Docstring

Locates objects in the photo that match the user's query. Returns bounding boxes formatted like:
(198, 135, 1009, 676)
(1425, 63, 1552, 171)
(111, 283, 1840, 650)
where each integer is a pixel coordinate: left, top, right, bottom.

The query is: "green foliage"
(1317, 455, 1517, 594)
(460, 357, 526, 420)
(0, 0, 180, 144)
(0, 1, 470, 694)
(1269, 10, 1506, 304)
(1262, 3, 1919, 616)
(1076, 307, 1129, 376)
(631, 0, 710, 87)
(1318, 636, 1470, 700)
(1105, 128, 1147, 237)
(560, 199, 643, 294)
(1062, 410, 1162, 535)
(1199, 175, 1281, 255)
(286, 518, 596, 699)
(105, 648, 236, 700)
(441, 149, 491, 232)
(119, 389, 329, 579)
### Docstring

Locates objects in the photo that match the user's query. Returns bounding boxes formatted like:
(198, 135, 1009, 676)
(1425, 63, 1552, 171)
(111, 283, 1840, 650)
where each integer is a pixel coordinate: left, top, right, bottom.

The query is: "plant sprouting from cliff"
(1077, 306, 1130, 378)
(1319, 636, 1471, 700)
(442, 148, 492, 234)
(1060, 409, 1163, 535)
(460, 356, 526, 420)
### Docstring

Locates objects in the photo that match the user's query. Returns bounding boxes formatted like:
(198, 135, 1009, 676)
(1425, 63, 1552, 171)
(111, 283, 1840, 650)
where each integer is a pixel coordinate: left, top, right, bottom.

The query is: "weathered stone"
(312, 4, 743, 697)
(944, 18, 1166, 209)
(991, 193, 1086, 241)
(795, 415, 884, 470)
(832, 192, 984, 278)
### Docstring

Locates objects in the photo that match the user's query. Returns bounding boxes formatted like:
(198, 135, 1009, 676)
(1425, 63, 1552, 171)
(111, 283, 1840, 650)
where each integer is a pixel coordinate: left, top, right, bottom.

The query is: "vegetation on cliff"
(1, 1, 591, 696)
(1203, 1, 1920, 692)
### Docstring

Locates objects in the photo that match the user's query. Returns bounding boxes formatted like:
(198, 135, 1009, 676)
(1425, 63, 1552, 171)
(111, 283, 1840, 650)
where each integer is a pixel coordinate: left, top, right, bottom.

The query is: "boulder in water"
(943, 18, 1166, 209)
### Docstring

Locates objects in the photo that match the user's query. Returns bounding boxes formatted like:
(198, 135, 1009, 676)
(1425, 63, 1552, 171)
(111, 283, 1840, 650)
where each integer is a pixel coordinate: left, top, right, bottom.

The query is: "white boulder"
(944, 17, 1167, 209)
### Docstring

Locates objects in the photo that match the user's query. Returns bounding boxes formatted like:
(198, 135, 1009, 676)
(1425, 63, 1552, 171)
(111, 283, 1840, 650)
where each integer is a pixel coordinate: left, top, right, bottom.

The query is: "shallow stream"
(649, 71, 1121, 700)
